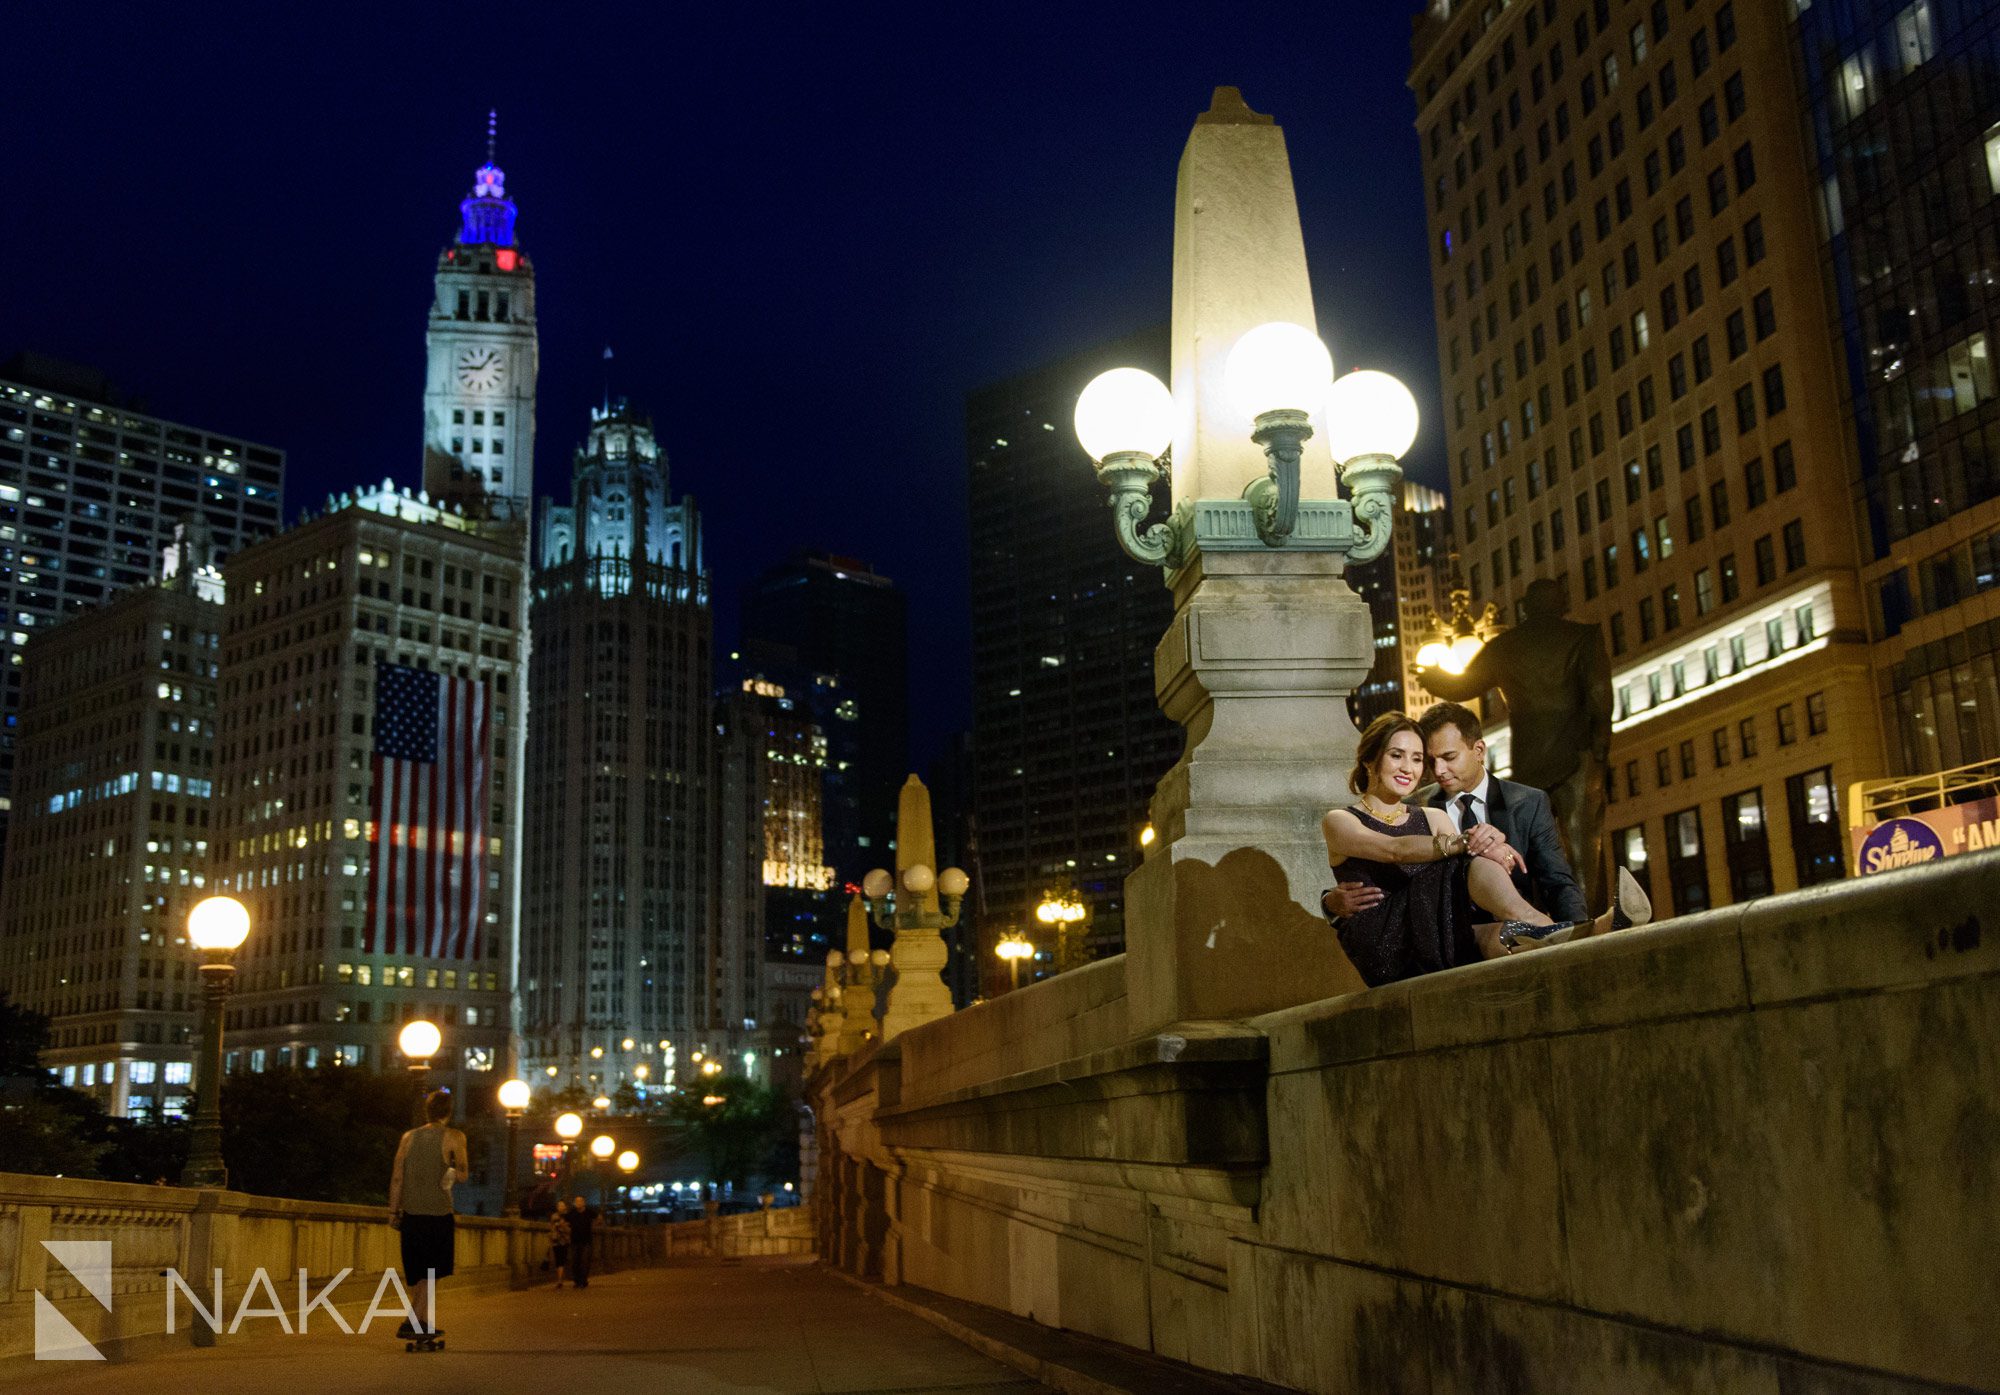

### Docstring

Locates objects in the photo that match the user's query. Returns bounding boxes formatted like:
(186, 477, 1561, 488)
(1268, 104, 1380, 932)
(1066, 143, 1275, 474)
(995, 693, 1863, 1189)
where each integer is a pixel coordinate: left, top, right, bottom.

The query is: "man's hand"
(1321, 882, 1383, 921)
(1467, 823, 1528, 873)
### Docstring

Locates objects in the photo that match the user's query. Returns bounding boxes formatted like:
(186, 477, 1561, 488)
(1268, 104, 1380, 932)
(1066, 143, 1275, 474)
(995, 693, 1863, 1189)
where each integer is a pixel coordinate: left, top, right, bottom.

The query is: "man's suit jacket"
(1428, 776, 1588, 923)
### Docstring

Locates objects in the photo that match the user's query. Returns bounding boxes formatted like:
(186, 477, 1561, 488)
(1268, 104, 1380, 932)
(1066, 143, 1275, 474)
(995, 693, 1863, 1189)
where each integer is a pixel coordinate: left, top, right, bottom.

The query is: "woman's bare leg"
(1466, 858, 1556, 960)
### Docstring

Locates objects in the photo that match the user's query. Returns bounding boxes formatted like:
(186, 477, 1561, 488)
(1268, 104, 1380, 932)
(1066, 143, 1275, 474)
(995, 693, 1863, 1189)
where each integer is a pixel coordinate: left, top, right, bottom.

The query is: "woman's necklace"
(1359, 793, 1407, 824)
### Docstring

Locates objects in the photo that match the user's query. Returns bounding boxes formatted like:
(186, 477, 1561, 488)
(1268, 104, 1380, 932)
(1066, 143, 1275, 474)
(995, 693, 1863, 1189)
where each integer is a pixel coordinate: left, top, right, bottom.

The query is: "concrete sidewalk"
(6, 1258, 1048, 1395)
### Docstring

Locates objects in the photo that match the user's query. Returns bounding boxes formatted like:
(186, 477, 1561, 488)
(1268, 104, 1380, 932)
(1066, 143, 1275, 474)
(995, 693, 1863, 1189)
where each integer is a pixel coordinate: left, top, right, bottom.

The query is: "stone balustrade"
(0, 1173, 661, 1362)
(809, 853, 2000, 1393)
(658, 1204, 814, 1259)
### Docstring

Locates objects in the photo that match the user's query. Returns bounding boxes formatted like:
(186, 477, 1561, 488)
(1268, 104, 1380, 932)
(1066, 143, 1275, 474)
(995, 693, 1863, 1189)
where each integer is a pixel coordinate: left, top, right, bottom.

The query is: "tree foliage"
(665, 1075, 793, 1186)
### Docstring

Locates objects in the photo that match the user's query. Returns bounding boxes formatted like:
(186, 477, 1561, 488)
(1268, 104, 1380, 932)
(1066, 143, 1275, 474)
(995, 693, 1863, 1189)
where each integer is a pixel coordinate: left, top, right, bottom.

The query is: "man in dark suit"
(1415, 702, 1587, 923)
(1321, 701, 1587, 926)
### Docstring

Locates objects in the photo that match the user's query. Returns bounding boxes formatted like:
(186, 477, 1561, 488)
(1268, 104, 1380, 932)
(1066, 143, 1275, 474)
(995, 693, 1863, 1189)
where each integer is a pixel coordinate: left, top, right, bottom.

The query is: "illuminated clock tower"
(423, 113, 538, 520)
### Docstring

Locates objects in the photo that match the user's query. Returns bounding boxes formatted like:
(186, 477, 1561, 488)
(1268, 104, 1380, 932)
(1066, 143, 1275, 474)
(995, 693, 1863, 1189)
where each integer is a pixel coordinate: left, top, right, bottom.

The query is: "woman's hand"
(1468, 823, 1527, 873)
(1320, 882, 1384, 920)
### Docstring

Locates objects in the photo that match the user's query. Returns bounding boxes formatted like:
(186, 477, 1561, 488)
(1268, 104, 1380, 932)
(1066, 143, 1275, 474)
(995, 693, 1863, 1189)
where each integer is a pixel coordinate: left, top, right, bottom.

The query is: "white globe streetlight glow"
(1443, 633, 1486, 674)
(1074, 367, 1176, 463)
(1414, 640, 1450, 670)
(590, 1134, 617, 1160)
(616, 1149, 640, 1173)
(398, 1019, 442, 1063)
(936, 867, 969, 897)
(1224, 322, 1334, 421)
(1324, 369, 1419, 465)
(900, 864, 935, 894)
(554, 1112, 584, 1140)
(592, 1094, 612, 1111)
(861, 868, 893, 899)
(497, 1078, 531, 1112)
(186, 895, 251, 952)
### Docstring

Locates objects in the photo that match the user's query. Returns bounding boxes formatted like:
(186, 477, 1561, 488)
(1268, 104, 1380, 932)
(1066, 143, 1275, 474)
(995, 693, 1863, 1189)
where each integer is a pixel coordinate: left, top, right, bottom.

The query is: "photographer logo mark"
(36, 1240, 112, 1360)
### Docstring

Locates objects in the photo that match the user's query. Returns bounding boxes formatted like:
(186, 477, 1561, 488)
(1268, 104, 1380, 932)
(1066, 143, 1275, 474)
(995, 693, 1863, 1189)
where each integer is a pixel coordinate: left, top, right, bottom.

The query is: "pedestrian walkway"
(9, 1259, 1048, 1395)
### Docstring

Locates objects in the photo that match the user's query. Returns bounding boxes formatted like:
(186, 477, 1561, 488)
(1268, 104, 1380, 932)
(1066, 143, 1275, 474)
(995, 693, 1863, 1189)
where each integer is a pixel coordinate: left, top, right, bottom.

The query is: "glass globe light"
(592, 1095, 612, 1111)
(1224, 322, 1333, 420)
(497, 1078, 531, 1112)
(1442, 634, 1485, 674)
(590, 1134, 616, 1159)
(617, 1150, 639, 1173)
(847, 949, 870, 966)
(861, 868, 893, 899)
(869, 949, 891, 967)
(1036, 901, 1058, 924)
(1324, 369, 1419, 464)
(554, 1112, 584, 1140)
(937, 867, 969, 897)
(1074, 367, 1175, 463)
(825, 949, 844, 968)
(398, 1019, 442, 1062)
(634, 1064, 649, 1080)
(1414, 640, 1450, 670)
(186, 895, 251, 952)
(901, 864, 935, 894)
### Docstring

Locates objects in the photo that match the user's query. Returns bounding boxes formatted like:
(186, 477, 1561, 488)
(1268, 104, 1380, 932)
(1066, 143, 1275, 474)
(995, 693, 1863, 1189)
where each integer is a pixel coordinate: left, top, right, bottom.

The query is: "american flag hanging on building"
(364, 662, 490, 958)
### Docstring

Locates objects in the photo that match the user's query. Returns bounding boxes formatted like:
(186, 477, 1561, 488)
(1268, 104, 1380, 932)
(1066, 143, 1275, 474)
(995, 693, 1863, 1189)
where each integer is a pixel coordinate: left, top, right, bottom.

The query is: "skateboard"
(404, 1329, 445, 1352)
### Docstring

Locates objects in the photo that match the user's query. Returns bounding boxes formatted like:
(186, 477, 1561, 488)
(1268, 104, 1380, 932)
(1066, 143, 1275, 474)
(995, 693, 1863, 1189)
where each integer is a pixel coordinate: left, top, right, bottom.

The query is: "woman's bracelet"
(1432, 831, 1469, 859)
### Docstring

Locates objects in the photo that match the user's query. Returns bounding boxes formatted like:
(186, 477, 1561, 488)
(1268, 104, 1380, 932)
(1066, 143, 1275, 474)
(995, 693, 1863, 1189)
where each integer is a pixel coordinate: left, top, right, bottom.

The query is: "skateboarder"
(389, 1088, 467, 1346)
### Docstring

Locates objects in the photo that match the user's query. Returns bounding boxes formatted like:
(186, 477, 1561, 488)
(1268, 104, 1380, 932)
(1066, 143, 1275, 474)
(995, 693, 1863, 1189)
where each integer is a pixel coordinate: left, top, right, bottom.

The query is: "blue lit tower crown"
(422, 111, 539, 521)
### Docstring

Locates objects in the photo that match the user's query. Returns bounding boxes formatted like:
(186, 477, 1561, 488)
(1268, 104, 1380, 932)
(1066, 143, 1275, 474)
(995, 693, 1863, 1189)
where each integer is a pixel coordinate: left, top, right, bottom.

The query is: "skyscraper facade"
(211, 487, 527, 1089)
(1412, 0, 1886, 911)
(0, 354, 282, 876)
(0, 529, 224, 1118)
(521, 404, 711, 1094)
(1789, 0, 2000, 776)
(1347, 481, 1457, 727)
(968, 328, 1180, 963)
(422, 120, 539, 522)
(739, 552, 907, 889)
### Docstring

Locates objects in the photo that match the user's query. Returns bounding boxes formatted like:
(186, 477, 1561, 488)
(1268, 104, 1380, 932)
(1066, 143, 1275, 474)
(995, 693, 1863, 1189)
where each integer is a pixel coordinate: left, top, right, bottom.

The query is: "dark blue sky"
(2, 2, 1438, 768)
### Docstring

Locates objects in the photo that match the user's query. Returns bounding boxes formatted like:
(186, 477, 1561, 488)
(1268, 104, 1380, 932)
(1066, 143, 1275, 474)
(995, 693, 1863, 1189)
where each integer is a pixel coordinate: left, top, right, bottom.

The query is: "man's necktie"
(1458, 793, 1478, 832)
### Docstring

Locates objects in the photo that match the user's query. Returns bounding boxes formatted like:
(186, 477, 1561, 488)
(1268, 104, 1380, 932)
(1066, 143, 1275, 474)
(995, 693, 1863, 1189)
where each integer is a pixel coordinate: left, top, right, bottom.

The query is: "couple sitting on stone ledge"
(1320, 702, 1653, 987)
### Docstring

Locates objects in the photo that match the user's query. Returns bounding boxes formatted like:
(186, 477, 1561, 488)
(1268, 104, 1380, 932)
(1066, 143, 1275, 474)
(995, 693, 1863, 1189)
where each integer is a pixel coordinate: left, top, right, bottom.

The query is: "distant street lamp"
(616, 1149, 640, 1222)
(554, 1109, 583, 1190)
(589, 1133, 616, 1161)
(399, 1018, 443, 1127)
(862, 780, 970, 1041)
(994, 933, 1034, 992)
(1035, 891, 1092, 973)
(180, 895, 250, 1188)
(497, 1077, 531, 1216)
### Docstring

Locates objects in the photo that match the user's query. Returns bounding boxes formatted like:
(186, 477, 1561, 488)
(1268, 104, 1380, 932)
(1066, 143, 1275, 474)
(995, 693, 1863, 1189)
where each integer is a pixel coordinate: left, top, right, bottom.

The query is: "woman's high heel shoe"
(1610, 866, 1654, 930)
(1496, 919, 1587, 950)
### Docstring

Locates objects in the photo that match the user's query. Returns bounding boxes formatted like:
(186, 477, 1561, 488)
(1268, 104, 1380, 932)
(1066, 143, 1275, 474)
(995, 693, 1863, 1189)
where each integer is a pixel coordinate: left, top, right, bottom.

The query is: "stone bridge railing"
(0, 1174, 662, 1362)
(660, 1204, 814, 1259)
(809, 854, 2000, 1393)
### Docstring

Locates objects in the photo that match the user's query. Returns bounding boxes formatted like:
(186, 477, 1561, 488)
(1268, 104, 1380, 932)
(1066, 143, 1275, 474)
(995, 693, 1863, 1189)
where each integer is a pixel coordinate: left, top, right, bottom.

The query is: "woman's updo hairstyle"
(1350, 712, 1423, 796)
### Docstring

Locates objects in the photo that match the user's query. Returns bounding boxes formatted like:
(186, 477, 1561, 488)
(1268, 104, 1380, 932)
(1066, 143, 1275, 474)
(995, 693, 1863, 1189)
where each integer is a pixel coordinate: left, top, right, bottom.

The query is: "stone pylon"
(879, 776, 956, 1041)
(1122, 88, 1375, 1033)
(837, 895, 885, 1055)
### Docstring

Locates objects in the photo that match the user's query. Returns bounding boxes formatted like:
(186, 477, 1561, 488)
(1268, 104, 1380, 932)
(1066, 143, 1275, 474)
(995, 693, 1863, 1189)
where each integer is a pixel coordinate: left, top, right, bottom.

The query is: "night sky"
(3, 2, 1438, 769)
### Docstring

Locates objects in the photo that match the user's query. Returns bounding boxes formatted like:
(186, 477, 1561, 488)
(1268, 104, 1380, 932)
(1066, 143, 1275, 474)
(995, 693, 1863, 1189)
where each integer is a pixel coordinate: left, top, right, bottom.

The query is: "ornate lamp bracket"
(1337, 454, 1403, 564)
(1246, 409, 1311, 545)
(1094, 449, 1191, 570)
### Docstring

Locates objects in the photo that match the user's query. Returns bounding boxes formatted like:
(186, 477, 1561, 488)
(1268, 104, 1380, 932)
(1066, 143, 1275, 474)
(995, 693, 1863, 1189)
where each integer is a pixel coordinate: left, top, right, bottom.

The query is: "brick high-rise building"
(211, 487, 527, 1090)
(0, 526, 225, 1118)
(1412, 0, 1885, 912)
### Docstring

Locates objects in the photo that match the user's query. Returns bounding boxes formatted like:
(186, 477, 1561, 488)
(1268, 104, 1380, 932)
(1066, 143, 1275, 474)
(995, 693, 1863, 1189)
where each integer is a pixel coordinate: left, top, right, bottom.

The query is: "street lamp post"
(994, 933, 1033, 992)
(553, 1110, 583, 1193)
(398, 1019, 442, 1127)
(616, 1149, 639, 1222)
(862, 775, 969, 1041)
(1035, 891, 1092, 973)
(497, 1077, 530, 1216)
(589, 1133, 616, 1208)
(180, 895, 251, 1188)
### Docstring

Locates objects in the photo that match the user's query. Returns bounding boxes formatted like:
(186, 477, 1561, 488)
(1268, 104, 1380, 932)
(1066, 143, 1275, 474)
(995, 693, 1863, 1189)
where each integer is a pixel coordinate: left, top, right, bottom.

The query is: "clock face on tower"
(455, 346, 505, 393)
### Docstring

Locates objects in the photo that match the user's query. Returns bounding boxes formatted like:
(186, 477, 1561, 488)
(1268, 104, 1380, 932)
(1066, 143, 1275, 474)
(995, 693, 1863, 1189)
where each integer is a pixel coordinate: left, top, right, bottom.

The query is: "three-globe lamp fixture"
(1075, 323, 1417, 566)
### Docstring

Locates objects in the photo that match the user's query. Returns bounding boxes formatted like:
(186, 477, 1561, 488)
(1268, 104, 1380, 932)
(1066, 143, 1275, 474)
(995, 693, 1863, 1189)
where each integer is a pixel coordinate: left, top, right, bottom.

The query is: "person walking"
(388, 1089, 467, 1342)
(547, 1199, 572, 1288)
(566, 1195, 597, 1289)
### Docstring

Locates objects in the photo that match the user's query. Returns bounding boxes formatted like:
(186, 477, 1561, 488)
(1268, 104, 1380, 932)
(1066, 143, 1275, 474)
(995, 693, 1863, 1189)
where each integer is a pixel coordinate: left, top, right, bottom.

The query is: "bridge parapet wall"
(0, 1175, 661, 1362)
(810, 854, 2000, 1392)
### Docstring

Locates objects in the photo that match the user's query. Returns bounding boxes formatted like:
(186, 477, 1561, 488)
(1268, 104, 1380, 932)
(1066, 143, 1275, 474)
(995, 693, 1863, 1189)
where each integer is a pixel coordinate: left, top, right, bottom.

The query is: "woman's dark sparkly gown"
(1334, 805, 1482, 987)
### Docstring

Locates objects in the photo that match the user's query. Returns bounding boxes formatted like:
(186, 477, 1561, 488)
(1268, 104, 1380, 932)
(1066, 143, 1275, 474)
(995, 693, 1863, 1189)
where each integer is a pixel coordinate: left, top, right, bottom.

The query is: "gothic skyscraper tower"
(423, 112, 539, 519)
